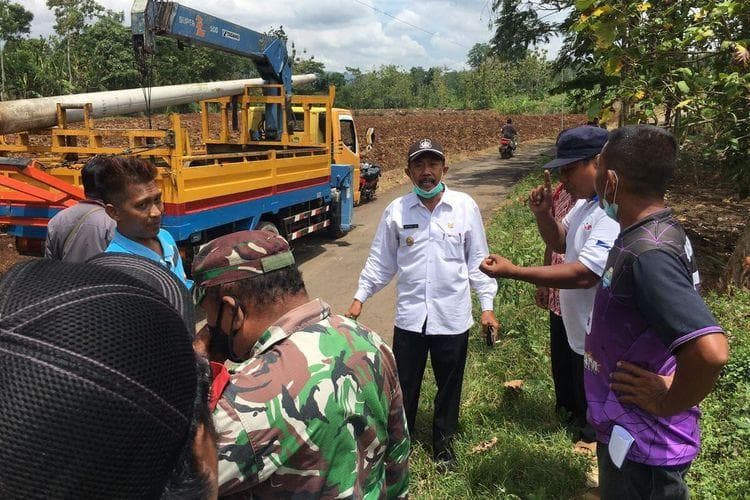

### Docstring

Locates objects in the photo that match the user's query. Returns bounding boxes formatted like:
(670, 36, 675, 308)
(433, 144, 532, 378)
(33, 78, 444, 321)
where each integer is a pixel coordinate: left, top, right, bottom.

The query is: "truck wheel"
(328, 227, 346, 239)
(257, 221, 280, 235)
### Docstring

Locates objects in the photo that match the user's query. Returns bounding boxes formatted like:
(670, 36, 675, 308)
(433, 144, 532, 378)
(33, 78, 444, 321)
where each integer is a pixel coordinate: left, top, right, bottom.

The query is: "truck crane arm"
(131, 0, 292, 95)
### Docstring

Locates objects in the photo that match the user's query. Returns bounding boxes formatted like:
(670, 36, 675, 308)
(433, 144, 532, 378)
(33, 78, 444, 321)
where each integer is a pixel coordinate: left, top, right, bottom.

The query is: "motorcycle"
(499, 136, 517, 159)
(359, 162, 381, 202)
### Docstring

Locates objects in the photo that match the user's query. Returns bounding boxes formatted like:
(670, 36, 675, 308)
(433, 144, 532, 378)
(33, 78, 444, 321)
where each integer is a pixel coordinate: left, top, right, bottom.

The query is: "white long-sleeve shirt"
(355, 187, 497, 335)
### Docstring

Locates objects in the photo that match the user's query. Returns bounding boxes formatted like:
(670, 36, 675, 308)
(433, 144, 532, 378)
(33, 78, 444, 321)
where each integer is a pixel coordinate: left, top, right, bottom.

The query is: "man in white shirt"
(347, 138, 499, 471)
(480, 126, 618, 443)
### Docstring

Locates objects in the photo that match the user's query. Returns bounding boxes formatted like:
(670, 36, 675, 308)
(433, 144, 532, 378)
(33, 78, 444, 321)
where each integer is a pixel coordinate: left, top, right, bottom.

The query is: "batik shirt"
(214, 298, 410, 498)
(585, 209, 724, 466)
(548, 184, 573, 316)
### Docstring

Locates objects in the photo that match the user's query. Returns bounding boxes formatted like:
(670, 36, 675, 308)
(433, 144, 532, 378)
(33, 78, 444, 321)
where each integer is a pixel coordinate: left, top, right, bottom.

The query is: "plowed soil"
(354, 109, 585, 172)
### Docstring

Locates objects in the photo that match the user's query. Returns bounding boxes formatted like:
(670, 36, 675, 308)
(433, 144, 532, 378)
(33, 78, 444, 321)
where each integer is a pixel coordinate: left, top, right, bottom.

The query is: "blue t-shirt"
(585, 209, 723, 466)
(106, 229, 193, 290)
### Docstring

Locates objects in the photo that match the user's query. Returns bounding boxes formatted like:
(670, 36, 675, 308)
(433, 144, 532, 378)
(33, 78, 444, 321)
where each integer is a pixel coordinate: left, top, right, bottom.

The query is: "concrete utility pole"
(0, 74, 316, 135)
(0, 39, 6, 102)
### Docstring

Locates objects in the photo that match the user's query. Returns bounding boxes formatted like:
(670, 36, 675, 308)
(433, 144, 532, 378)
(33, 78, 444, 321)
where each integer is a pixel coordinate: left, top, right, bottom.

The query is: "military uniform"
(192, 230, 410, 498)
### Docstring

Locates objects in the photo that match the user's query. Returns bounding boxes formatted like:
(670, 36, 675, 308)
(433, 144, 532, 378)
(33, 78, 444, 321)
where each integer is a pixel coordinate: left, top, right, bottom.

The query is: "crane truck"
(0, 0, 370, 264)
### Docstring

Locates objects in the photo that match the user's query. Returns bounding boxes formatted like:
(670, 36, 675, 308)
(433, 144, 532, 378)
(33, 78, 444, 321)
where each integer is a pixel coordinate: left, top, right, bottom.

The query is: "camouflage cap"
(191, 230, 295, 303)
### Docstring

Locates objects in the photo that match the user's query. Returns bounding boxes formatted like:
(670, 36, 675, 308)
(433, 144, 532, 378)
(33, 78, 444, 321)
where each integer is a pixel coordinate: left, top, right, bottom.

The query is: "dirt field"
(354, 109, 585, 172)
(667, 168, 750, 290)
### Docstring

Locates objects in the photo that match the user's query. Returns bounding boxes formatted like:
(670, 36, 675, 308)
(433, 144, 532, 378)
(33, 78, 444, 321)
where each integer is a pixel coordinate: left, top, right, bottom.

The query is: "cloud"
(23, 0, 561, 74)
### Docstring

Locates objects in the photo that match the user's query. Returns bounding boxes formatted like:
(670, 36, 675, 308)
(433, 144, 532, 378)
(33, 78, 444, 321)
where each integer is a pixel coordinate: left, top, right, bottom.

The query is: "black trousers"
(597, 443, 690, 500)
(549, 311, 595, 441)
(392, 325, 469, 455)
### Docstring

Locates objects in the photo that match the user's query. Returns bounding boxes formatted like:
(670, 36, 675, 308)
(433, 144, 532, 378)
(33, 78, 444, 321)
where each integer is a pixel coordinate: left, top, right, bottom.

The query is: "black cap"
(0, 259, 197, 498)
(87, 252, 195, 335)
(408, 138, 445, 162)
(543, 126, 609, 170)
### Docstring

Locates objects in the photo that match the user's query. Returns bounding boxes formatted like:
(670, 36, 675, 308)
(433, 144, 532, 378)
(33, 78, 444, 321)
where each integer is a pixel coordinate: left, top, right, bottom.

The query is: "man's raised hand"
(528, 169, 553, 216)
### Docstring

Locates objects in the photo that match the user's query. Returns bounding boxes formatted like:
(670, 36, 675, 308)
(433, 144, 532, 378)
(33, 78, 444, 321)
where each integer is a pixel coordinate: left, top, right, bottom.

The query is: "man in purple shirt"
(587, 125, 729, 499)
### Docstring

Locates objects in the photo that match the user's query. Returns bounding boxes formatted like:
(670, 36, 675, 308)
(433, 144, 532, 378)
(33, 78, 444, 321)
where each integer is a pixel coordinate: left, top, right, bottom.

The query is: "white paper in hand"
(608, 425, 635, 469)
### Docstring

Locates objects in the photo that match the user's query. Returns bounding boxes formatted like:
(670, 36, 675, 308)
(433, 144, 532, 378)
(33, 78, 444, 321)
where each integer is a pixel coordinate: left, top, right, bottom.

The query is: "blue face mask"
(601, 171, 619, 221)
(413, 182, 445, 199)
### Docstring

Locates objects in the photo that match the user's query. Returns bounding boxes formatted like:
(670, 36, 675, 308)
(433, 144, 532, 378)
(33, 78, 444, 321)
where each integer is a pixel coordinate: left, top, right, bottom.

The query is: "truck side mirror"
(365, 127, 375, 152)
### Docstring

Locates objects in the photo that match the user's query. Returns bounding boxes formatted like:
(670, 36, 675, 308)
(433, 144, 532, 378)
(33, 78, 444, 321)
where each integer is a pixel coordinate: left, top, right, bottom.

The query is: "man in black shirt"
(587, 125, 729, 499)
(501, 118, 517, 140)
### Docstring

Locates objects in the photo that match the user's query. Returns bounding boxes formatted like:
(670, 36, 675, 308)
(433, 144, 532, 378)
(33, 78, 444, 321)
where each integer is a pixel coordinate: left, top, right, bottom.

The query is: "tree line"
(0, 0, 561, 115)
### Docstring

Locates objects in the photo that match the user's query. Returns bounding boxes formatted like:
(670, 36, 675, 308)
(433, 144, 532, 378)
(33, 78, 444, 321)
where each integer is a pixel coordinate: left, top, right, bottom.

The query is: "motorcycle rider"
(501, 118, 517, 140)
(501, 118, 518, 154)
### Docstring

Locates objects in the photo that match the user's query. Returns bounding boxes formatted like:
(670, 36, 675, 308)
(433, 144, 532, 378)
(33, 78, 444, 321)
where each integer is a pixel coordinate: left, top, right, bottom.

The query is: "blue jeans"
(597, 442, 691, 500)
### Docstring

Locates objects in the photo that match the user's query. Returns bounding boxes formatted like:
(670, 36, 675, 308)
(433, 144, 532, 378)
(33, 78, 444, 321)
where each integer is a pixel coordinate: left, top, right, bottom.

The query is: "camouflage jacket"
(215, 298, 410, 499)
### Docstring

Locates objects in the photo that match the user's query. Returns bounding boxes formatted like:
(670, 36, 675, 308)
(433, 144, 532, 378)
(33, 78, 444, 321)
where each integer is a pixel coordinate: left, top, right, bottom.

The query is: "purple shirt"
(585, 209, 724, 466)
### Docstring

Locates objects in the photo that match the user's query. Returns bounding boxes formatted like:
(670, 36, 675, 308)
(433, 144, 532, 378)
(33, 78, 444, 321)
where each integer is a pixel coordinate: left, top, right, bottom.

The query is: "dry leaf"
(471, 436, 498, 454)
(503, 379, 524, 391)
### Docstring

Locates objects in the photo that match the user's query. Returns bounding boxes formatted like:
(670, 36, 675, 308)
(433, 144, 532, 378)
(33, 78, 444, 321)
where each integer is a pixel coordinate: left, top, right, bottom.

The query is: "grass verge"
(409, 171, 750, 499)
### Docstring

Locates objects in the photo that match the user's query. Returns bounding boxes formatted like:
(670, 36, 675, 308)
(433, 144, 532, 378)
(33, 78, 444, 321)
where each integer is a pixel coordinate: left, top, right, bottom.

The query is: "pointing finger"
(544, 170, 552, 194)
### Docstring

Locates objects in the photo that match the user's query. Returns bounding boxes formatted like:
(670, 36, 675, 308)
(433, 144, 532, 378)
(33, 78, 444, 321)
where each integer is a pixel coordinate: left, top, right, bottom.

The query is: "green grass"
(409, 171, 750, 499)
(689, 289, 750, 499)
(492, 95, 566, 115)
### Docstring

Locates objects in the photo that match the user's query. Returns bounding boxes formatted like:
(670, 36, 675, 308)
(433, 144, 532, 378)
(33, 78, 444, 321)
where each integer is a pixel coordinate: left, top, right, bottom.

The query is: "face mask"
(413, 181, 445, 199)
(208, 300, 245, 363)
(601, 171, 619, 221)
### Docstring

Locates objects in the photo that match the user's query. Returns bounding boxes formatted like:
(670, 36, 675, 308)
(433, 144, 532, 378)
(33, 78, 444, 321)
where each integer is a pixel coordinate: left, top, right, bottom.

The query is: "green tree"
(292, 55, 326, 94)
(75, 12, 138, 91)
(0, 0, 33, 100)
(571, 0, 750, 192)
(46, 0, 104, 90)
(6, 37, 67, 98)
(489, 0, 554, 61)
(467, 42, 491, 69)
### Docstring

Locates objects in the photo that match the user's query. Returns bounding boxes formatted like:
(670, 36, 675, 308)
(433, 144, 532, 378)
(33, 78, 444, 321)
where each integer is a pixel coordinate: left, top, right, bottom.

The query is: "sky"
(23, 0, 564, 72)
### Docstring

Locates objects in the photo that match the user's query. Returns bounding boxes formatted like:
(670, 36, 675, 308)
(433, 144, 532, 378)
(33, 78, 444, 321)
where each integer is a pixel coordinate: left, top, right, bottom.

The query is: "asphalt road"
(294, 140, 554, 344)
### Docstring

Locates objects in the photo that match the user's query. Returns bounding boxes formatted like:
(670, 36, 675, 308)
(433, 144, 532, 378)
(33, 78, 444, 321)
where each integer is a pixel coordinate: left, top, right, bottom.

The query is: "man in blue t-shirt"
(587, 125, 729, 499)
(100, 156, 192, 290)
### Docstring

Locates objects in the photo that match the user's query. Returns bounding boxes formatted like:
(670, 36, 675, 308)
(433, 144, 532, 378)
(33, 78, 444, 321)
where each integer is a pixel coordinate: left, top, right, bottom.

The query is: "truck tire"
(328, 224, 346, 239)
